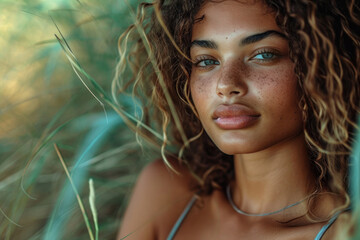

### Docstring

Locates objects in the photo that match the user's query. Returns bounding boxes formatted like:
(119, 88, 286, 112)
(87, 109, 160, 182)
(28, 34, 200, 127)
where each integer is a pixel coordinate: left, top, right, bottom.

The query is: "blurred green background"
(0, 0, 157, 239)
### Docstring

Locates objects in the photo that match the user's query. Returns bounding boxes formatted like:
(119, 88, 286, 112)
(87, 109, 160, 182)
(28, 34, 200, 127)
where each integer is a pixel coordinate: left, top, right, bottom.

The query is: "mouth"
(212, 104, 260, 130)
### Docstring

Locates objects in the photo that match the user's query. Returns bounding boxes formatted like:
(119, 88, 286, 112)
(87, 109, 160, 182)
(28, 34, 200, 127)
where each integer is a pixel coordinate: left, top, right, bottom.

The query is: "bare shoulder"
(321, 210, 352, 240)
(117, 159, 197, 240)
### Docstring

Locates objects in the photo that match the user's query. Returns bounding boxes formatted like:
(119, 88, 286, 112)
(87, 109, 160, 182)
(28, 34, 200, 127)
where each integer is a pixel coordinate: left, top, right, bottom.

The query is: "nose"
(216, 61, 247, 98)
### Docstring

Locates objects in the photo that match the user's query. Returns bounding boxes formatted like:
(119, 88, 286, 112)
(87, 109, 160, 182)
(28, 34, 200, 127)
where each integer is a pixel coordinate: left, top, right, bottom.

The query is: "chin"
(206, 133, 256, 155)
(214, 141, 259, 155)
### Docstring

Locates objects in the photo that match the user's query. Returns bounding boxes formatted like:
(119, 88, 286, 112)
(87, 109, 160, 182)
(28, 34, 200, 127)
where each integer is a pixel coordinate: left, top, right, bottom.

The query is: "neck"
(231, 133, 315, 217)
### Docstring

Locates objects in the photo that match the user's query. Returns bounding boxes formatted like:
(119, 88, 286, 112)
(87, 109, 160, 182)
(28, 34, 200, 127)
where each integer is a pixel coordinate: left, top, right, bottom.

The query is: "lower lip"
(214, 116, 259, 130)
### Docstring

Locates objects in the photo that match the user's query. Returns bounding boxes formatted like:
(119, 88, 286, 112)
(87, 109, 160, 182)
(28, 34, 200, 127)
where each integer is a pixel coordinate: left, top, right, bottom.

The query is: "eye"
(253, 52, 275, 60)
(194, 57, 220, 68)
(251, 50, 280, 62)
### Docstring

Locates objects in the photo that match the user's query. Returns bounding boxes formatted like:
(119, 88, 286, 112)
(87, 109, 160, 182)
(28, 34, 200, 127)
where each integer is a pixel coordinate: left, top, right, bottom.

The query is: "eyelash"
(250, 49, 280, 62)
(193, 56, 220, 68)
(192, 49, 281, 68)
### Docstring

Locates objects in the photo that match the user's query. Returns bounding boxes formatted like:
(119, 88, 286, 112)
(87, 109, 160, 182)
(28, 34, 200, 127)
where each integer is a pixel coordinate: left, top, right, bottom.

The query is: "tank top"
(167, 196, 347, 240)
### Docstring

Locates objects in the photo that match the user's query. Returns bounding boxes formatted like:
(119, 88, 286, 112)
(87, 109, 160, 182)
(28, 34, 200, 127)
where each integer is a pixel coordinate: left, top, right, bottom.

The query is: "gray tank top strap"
(167, 195, 198, 240)
(167, 195, 348, 240)
(314, 208, 350, 240)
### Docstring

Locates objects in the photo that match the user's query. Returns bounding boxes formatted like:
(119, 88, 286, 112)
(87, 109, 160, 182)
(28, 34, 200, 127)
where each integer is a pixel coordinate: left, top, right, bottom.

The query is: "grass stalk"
(89, 179, 99, 240)
(54, 144, 95, 240)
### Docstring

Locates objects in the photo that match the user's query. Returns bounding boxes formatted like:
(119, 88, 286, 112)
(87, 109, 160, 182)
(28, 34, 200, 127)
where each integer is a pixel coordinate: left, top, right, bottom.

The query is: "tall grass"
(0, 0, 157, 239)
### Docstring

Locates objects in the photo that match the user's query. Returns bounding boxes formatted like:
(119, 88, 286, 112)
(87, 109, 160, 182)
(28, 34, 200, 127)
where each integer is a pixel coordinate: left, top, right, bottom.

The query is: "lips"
(212, 104, 260, 129)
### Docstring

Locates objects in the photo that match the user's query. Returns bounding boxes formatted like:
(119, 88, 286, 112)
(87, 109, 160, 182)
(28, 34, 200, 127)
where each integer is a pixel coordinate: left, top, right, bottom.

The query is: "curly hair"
(114, 0, 360, 219)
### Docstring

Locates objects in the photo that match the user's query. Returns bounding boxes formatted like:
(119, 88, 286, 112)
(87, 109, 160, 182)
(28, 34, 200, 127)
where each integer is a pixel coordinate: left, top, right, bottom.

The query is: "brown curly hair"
(114, 0, 360, 219)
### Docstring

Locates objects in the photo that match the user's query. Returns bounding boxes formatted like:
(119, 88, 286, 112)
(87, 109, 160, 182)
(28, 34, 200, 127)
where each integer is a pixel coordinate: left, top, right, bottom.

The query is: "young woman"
(116, 0, 360, 239)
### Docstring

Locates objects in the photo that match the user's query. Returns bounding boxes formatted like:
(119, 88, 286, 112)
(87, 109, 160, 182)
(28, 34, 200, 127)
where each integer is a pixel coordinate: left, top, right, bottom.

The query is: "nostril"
(216, 81, 245, 97)
(217, 89, 241, 97)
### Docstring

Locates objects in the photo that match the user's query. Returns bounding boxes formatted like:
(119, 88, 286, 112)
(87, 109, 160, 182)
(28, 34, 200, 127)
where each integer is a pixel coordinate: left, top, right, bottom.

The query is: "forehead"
(192, 0, 279, 40)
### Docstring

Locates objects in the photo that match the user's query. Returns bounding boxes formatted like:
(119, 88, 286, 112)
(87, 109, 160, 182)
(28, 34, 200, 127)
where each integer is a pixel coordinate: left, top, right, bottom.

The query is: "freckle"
(194, 77, 207, 94)
(198, 84, 205, 93)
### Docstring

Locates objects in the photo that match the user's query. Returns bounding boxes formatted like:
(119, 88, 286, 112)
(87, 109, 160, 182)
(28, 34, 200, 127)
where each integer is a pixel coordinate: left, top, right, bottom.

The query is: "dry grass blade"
(54, 34, 109, 123)
(51, 15, 110, 121)
(89, 179, 99, 240)
(0, 207, 21, 227)
(106, 100, 164, 142)
(54, 144, 95, 240)
(21, 120, 70, 200)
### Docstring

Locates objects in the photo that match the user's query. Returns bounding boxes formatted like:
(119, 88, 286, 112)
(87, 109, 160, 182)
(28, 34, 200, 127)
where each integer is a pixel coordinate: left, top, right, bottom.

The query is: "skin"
(190, 2, 303, 156)
(189, 0, 312, 216)
(118, 1, 340, 239)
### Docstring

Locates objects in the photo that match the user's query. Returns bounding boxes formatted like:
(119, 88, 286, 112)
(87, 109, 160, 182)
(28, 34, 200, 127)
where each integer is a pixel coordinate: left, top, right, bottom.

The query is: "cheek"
(190, 74, 213, 107)
(190, 76, 207, 96)
(252, 67, 299, 104)
(252, 67, 302, 124)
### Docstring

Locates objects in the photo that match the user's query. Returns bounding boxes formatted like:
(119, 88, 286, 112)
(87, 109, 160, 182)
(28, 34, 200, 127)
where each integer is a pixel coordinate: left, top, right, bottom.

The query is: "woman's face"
(190, 0, 303, 155)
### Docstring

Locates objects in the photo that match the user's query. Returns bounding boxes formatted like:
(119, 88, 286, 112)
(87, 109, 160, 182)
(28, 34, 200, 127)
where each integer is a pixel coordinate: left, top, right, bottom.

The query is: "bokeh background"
(0, 0, 158, 239)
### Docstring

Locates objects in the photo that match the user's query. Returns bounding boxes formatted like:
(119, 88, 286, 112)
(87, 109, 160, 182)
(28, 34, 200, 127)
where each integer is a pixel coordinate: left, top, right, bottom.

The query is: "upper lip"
(212, 104, 260, 119)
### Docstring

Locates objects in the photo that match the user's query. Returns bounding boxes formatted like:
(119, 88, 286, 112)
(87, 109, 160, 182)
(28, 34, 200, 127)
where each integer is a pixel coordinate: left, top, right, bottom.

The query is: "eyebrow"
(241, 30, 286, 45)
(191, 40, 218, 49)
(191, 30, 287, 49)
